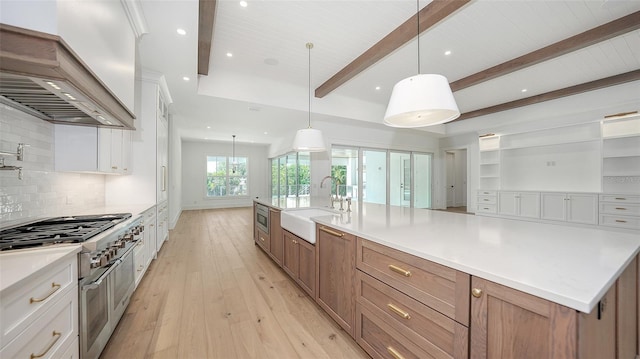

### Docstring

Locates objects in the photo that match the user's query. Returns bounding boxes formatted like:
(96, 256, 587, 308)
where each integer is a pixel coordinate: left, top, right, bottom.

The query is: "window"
(206, 156, 248, 197)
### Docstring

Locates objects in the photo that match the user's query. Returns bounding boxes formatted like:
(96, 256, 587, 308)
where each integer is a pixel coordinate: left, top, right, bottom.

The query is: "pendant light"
(383, 0, 460, 128)
(231, 134, 237, 174)
(292, 42, 326, 152)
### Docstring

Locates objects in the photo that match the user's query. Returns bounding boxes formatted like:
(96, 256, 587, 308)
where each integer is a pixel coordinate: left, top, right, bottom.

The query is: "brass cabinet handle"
(615, 220, 627, 223)
(292, 239, 298, 244)
(30, 331, 61, 359)
(319, 226, 344, 238)
(388, 264, 411, 277)
(387, 303, 411, 319)
(30, 283, 61, 303)
(269, 208, 279, 213)
(615, 197, 627, 200)
(615, 207, 627, 210)
(386, 346, 405, 359)
(260, 236, 266, 242)
(471, 288, 483, 298)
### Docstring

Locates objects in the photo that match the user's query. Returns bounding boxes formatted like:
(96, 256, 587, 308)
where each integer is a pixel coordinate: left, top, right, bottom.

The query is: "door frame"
(441, 146, 469, 210)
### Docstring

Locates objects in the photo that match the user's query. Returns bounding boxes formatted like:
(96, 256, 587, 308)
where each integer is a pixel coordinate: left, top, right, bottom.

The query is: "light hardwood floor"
(101, 207, 369, 359)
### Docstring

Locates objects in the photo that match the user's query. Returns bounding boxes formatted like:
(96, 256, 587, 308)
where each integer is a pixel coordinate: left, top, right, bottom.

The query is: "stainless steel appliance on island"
(0, 213, 144, 359)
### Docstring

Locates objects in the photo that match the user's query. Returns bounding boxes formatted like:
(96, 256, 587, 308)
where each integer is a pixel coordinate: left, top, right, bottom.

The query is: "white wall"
(0, 105, 105, 227)
(181, 140, 269, 209)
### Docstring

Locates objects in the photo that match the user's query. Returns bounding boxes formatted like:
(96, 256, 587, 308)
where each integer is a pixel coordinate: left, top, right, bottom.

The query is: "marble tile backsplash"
(0, 105, 105, 227)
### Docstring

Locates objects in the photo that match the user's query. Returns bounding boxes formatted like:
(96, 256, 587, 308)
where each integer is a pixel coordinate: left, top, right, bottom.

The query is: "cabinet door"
(498, 192, 518, 216)
(316, 225, 356, 338)
(540, 193, 566, 221)
(518, 192, 540, 218)
(269, 209, 283, 266)
(282, 231, 298, 279)
(98, 128, 112, 172)
(297, 239, 315, 298)
(470, 277, 581, 359)
(110, 129, 123, 173)
(567, 194, 598, 224)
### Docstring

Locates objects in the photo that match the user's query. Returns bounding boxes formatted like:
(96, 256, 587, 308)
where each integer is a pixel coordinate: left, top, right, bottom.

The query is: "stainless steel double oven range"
(0, 212, 144, 359)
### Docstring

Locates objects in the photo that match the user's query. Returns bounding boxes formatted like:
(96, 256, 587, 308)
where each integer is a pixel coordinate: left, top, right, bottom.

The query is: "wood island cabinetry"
(316, 225, 356, 338)
(282, 230, 315, 297)
(356, 238, 469, 359)
(470, 256, 638, 359)
(269, 208, 283, 266)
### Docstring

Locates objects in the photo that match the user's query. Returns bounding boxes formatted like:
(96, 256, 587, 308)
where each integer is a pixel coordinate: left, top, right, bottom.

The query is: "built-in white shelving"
(602, 114, 640, 194)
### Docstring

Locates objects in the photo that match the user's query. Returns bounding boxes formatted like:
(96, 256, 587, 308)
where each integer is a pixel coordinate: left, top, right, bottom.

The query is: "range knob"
(90, 257, 101, 268)
(115, 240, 125, 248)
(123, 234, 134, 242)
(99, 254, 108, 266)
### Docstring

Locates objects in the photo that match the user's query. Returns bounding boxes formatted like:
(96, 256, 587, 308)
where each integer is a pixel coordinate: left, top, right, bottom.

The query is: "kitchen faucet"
(320, 175, 343, 209)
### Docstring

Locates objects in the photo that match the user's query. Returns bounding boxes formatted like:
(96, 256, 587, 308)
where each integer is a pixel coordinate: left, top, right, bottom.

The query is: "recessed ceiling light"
(240, 1, 248, 7)
(375, 86, 381, 90)
(521, 88, 528, 93)
(177, 28, 186, 36)
(264, 131, 268, 135)
(226, 52, 233, 57)
(183, 76, 190, 81)
(207, 126, 211, 129)
(444, 50, 452, 56)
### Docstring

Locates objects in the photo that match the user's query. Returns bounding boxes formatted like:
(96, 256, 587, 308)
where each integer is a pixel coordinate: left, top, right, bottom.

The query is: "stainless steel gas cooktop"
(0, 213, 132, 250)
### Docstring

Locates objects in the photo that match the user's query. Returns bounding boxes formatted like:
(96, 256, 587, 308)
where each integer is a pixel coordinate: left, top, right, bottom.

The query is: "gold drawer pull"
(30, 331, 61, 359)
(260, 236, 266, 242)
(387, 303, 411, 319)
(615, 220, 627, 223)
(387, 346, 405, 359)
(30, 283, 61, 304)
(615, 197, 627, 200)
(319, 226, 344, 238)
(388, 264, 411, 277)
(615, 207, 627, 210)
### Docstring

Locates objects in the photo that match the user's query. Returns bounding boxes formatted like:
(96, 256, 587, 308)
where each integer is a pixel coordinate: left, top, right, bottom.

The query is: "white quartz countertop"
(311, 203, 640, 313)
(0, 244, 81, 292)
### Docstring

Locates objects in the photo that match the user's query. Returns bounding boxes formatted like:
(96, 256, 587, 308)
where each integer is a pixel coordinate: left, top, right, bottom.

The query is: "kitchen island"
(254, 199, 640, 358)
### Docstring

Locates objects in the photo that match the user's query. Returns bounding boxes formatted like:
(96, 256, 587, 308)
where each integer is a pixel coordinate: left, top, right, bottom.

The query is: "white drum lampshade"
(383, 74, 460, 128)
(293, 127, 325, 152)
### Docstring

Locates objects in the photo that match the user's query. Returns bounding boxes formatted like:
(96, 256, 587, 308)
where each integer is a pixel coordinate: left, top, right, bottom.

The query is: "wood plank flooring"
(101, 207, 369, 359)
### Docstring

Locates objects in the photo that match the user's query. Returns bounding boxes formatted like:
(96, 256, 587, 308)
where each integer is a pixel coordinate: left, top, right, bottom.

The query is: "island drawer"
(1, 255, 76, 346)
(356, 270, 468, 359)
(356, 238, 470, 326)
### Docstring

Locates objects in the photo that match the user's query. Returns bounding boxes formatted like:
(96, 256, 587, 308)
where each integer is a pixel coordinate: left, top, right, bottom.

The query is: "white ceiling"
(137, 0, 640, 146)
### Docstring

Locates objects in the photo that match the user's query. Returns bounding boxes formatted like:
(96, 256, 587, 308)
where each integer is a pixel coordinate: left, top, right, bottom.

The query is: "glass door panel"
(331, 147, 358, 199)
(362, 149, 386, 204)
(414, 153, 432, 209)
(390, 152, 410, 207)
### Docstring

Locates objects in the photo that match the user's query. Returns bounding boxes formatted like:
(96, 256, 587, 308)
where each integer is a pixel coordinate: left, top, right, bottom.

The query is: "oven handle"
(81, 259, 121, 291)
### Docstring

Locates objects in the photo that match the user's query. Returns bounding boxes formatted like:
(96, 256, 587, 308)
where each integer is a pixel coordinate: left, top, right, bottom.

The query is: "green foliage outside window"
(331, 165, 347, 196)
(207, 156, 248, 197)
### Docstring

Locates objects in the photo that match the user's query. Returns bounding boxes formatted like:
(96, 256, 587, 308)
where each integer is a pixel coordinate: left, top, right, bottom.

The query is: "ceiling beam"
(453, 70, 640, 122)
(451, 10, 640, 92)
(315, 0, 471, 98)
(198, 0, 217, 76)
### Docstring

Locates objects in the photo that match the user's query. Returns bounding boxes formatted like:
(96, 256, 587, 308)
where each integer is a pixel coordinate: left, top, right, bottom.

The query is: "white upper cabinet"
(54, 125, 131, 175)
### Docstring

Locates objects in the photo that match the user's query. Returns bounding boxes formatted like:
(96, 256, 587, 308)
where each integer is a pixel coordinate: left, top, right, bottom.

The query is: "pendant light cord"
(416, 0, 421, 75)
(307, 43, 313, 128)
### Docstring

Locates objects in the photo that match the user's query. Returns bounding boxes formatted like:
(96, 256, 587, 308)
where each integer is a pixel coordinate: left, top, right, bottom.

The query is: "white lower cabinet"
(541, 193, 598, 225)
(498, 191, 540, 218)
(600, 194, 640, 230)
